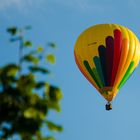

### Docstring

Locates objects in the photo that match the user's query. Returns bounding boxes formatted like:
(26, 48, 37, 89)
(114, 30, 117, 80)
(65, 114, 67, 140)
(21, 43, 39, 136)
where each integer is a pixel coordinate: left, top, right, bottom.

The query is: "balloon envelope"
(74, 24, 140, 102)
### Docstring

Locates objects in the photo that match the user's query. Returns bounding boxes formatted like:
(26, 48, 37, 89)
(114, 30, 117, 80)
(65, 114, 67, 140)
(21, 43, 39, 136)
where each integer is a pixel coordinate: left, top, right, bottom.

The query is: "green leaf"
(47, 121, 63, 132)
(24, 41, 32, 47)
(28, 66, 49, 74)
(29, 94, 40, 105)
(24, 107, 45, 119)
(22, 54, 39, 64)
(48, 86, 63, 102)
(37, 46, 44, 53)
(17, 74, 36, 92)
(47, 42, 57, 48)
(46, 54, 56, 64)
(39, 112, 46, 120)
(45, 86, 62, 111)
(47, 100, 61, 112)
(7, 27, 17, 35)
(44, 136, 55, 140)
(7, 68, 18, 76)
(35, 82, 46, 89)
(24, 108, 37, 119)
(0, 64, 19, 77)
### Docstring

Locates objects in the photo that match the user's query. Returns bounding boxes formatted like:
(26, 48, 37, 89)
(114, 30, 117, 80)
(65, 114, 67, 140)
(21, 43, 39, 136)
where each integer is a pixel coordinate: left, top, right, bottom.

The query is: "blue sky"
(1, 0, 140, 140)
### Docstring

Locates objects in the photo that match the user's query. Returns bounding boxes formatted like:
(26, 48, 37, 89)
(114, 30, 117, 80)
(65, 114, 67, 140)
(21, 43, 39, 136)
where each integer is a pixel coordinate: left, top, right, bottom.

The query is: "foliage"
(0, 26, 63, 140)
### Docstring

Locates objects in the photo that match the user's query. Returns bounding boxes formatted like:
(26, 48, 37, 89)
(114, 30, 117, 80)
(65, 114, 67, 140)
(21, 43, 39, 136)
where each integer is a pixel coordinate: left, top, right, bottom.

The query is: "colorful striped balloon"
(74, 24, 140, 110)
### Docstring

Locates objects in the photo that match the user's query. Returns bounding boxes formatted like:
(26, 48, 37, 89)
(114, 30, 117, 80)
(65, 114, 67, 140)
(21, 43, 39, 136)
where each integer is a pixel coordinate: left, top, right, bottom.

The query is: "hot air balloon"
(74, 24, 140, 110)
